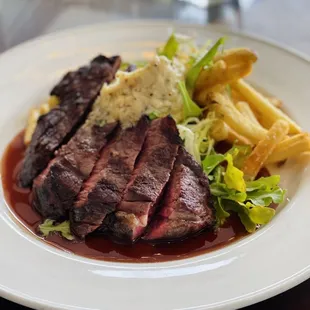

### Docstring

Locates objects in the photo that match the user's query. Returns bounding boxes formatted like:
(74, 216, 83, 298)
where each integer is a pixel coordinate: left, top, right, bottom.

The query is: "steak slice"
(19, 55, 121, 187)
(106, 116, 182, 243)
(70, 116, 149, 238)
(143, 147, 216, 241)
(32, 122, 117, 219)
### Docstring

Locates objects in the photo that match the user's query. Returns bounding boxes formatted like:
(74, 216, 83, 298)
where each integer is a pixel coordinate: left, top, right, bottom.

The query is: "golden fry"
(211, 93, 267, 144)
(232, 79, 301, 134)
(48, 95, 60, 109)
(195, 61, 253, 104)
(242, 120, 289, 179)
(39, 103, 50, 114)
(210, 119, 228, 141)
(24, 108, 40, 145)
(214, 48, 258, 66)
(230, 88, 245, 104)
(267, 96, 282, 108)
(266, 133, 310, 164)
(235, 101, 263, 128)
(211, 120, 253, 145)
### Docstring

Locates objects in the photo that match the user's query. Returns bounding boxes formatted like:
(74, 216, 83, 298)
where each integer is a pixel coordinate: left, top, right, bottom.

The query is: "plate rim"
(0, 19, 309, 310)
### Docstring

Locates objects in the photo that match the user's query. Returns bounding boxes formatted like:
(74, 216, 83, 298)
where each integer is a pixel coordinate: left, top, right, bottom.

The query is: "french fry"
(232, 79, 301, 134)
(39, 103, 50, 114)
(211, 93, 267, 144)
(24, 108, 40, 145)
(195, 61, 253, 104)
(211, 119, 253, 145)
(210, 119, 228, 141)
(267, 96, 282, 108)
(230, 88, 245, 104)
(48, 95, 60, 109)
(195, 60, 227, 90)
(266, 133, 310, 164)
(235, 101, 263, 128)
(242, 120, 289, 179)
(208, 91, 235, 107)
(214, 48, 258, 66)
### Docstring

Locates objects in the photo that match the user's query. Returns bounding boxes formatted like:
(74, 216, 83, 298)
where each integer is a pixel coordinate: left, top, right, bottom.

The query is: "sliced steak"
(106, 116, 182, 243)
(71, 116, 149, 238)
(32, 122, 117, 219)
(19, 55, 121, 187)
(143, 147, 216, 241)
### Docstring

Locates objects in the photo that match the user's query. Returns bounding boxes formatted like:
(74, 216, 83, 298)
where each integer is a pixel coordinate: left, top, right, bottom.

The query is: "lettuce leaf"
(246, 175, 281, 192)
(223, 200, 275, 233)
(214, 197, 230, 225)
(158, 33, 179, 60)
(245, 175, 285, 206)
(226, 145, 252, 169)
(246, 203, 275, 224)
(239, 212, 256, 233)
(202, 154, 225, 175)
(178, 81, 202, 119)
(210, 183, 247, 202)
(186, 37, 226, 94)
(247, 187, 285, 206)
(214, 165, 224, 183)
(224, 153, 246, 192)
(39, 219, 74, 240)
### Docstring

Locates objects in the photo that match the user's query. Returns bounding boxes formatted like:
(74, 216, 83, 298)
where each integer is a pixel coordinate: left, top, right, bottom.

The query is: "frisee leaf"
(224, 153, 246, 192)
(39, 219, 74, 240)
(186, 37, 226, 94)
(178, 81, 202, 119)
(177, 124, 201, 163)
(158, 33, 179, 60)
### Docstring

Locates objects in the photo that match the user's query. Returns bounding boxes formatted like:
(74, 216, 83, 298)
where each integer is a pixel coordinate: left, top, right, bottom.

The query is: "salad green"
(39, 219, 74, 240)
(186, 37, 226, 94)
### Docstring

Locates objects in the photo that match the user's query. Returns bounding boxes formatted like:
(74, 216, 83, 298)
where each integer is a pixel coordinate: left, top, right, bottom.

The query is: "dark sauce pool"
(1, 131, 250, 263)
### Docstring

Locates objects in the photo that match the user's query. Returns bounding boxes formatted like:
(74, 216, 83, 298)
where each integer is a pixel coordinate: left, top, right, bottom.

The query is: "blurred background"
(0, 0, 310, 55)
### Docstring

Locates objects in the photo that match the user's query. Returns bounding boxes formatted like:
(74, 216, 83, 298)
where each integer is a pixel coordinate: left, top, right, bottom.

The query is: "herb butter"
(88, 56, 184, 128)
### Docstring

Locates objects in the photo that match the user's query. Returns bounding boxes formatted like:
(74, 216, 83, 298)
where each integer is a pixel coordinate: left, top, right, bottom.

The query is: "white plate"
(0, 20, 310, 310)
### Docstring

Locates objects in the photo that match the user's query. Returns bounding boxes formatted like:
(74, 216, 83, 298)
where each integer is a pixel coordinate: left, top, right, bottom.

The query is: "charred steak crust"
(19, 55, 121, 188)
(70, 116, 150, 238)
(143, 147, 216, 241)
(107, 116, 182, 242)
(32, 122, 117, 219)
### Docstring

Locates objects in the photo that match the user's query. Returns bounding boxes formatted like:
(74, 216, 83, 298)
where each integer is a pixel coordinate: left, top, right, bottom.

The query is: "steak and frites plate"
(0, 21, 310, 310)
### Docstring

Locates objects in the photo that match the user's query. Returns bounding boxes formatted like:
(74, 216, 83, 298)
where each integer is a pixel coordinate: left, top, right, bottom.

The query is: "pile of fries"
(193, 48, 310, 180)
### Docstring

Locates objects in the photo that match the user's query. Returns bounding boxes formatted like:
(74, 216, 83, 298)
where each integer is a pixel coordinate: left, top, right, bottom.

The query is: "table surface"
(0, 0, 309, 309)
